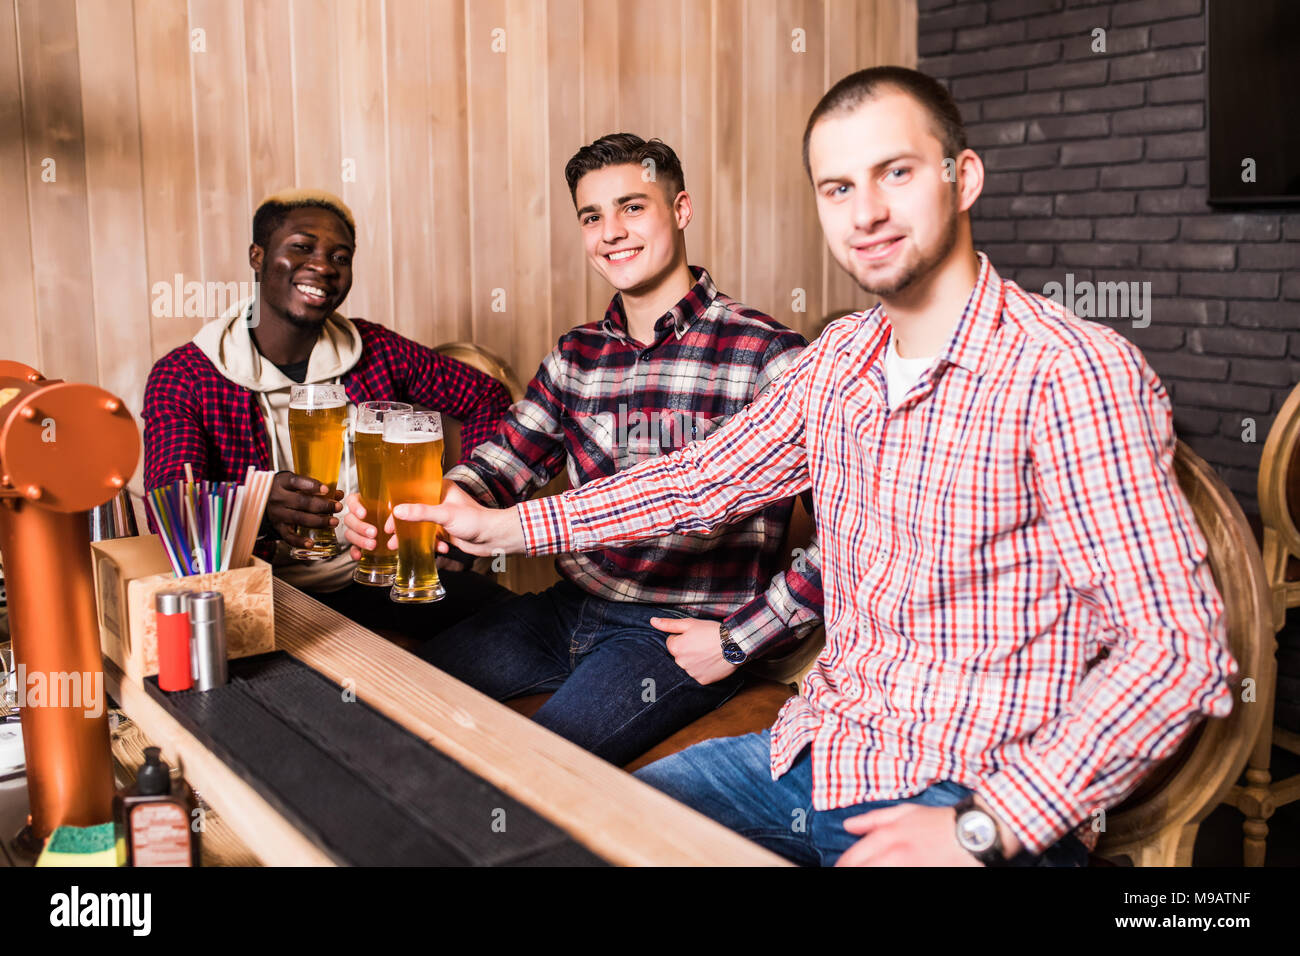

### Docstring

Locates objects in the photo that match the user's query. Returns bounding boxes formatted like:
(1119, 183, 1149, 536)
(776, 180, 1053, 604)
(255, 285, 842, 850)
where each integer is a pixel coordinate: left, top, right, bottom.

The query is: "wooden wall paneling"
(499, 0, 565, 598)
(385, 0, 436, 344)
(679, 0, 714, 280)
(464, 0, 513, 361)
(619, 0, 691, 301)
(74, 0, 153, 487)
(740, 1, 778, 317)
(505, 0, 553, 382)
(1, 0, 920, 445)
(897, 0, 918, 68)
(189, 0, 252, 311)
(579, 0, 618, 324)
(871, 0, 916, 68)
(134, 0, 204, 358)
(544, 0, 586, 347)
(288, 0, 342, 202)
(710, 0, 743, 299)
(822, 0, 869, 323)
(619, 0, 683, 159)
(15, 0, 97, 385)
(336, 0, 393, 328)
(857, 0, 879, 71)
(425, 0, 471, 345)
(774, 0, 828, 341)
(243, 0, 297, 203)
(0, 0, 40, 369)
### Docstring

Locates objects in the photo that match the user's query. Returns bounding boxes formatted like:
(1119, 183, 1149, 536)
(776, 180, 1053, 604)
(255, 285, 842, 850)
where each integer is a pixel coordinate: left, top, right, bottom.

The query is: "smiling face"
(249, 205, 354, 328)
(574, 163, 691, 296)
(809, 90, 977, 299)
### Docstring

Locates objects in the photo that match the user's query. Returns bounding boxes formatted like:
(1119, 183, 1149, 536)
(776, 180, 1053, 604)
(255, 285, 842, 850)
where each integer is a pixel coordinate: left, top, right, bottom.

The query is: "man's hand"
(650, 616, 736, 685)
(396, 483, 525, 556)
(836, 797, 1022, 866)
(266, 471, 343, 551)
(836, 804, 981, 867)
(341, 493, 469, 569)
(340, 493, 391, 558)
(340, 493, 373, 558)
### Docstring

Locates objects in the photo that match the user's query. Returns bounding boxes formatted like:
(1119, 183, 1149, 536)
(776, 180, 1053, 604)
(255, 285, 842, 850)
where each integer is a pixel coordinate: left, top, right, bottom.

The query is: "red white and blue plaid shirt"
(142, 318, 512, 489)
(518, 253, 1236, 853)
(449, 267, 823, 654)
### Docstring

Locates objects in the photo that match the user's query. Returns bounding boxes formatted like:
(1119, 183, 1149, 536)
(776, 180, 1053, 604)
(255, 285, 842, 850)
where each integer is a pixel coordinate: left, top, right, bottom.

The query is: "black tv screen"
(1207, 0, 1300, 205)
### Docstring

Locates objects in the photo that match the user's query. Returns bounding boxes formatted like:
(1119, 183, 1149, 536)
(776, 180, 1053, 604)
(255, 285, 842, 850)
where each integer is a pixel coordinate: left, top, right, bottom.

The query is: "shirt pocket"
(560, 409, 619, 483)
(616, 411, 728, 473)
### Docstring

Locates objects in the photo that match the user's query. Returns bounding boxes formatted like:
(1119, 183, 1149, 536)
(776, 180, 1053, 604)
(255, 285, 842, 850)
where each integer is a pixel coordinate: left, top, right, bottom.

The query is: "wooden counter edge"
(274, 581, 789, 867)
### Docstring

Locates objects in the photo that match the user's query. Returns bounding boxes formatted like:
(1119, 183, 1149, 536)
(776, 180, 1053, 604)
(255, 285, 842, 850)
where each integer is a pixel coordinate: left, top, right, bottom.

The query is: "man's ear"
(673, 190, 693, 231)
(954, 149, 984, 215)
(249, 242, 264, 274)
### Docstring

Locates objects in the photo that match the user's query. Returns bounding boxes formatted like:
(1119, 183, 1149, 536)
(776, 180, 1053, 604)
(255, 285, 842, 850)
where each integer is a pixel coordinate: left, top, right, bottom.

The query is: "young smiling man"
(142, 188, 512, 635)
(342, 134, 823, 765)
(406, 69, 1237, 866)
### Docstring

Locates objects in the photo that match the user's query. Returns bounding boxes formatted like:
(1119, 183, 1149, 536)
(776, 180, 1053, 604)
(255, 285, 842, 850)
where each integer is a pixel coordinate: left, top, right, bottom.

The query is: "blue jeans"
(635, 730, 1090, 867)
(415, 580, 745, 765)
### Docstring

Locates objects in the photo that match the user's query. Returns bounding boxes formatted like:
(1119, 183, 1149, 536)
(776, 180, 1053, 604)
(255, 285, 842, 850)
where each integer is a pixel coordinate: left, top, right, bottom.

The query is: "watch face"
(722, 641, 746, 664)
(956, 810, 998, 853)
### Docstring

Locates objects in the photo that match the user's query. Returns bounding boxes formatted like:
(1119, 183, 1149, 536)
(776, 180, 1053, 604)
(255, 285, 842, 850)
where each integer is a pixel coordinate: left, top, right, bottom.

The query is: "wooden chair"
(432, 342, 566, 595)
(1096, 441, 1274, 866)
(1215, 381, 1300, 865)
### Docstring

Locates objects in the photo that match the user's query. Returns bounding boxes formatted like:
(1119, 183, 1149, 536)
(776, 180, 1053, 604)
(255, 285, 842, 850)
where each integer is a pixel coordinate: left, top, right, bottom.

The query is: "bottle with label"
(113, 747, 200, 866)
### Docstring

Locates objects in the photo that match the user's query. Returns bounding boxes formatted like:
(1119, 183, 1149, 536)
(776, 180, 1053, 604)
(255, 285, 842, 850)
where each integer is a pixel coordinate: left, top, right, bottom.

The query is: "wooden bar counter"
(103, 579, 787, 867)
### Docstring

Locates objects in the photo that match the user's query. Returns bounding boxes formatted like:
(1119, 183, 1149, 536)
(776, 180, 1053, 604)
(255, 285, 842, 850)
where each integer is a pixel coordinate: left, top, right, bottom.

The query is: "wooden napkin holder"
(91, 534, 274, 684)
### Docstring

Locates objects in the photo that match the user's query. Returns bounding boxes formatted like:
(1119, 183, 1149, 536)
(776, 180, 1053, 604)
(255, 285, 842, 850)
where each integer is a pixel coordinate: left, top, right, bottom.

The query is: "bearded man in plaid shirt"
(407, 70, 1237, 867)
(343, 134, 824, 765)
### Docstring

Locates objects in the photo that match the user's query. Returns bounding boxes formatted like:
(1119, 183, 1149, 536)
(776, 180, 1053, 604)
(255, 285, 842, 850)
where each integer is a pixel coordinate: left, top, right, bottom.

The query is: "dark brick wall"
(919, 0, 1300, 511)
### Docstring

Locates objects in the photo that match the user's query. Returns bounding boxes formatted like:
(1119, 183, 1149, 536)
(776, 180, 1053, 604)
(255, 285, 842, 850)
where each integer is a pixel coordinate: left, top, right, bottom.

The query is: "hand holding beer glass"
(288, 383, 349, 560)
(383, 411, 447, 603)
(352, 400, 412, 585)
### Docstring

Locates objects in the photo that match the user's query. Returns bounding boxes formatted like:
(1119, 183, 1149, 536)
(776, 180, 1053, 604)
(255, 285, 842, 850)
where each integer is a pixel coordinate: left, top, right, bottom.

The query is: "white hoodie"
(191, 300, 361, 592)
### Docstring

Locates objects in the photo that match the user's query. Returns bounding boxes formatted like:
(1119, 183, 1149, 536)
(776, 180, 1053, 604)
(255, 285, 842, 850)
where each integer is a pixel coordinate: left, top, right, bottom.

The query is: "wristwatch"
(718, 622, 747, 665)
(953, 794, 1017, 866)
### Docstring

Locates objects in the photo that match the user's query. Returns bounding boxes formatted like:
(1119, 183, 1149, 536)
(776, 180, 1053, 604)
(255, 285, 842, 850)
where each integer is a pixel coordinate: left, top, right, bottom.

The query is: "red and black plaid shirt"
(142, 318, 511, 492)
(449, 267, 823, 654)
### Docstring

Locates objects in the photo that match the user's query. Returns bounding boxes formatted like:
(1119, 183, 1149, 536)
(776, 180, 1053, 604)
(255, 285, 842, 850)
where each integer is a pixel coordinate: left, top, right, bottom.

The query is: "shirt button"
(881, 465, 894, 478)
(641, 350, 652, 360)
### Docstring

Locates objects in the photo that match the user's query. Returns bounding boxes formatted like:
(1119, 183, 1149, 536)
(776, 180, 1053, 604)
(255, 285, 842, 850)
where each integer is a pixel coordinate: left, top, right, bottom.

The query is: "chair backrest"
(433, 342, 524, 465)
(1098, 440, 1274, 855)
(1257, 379, 1300, 608)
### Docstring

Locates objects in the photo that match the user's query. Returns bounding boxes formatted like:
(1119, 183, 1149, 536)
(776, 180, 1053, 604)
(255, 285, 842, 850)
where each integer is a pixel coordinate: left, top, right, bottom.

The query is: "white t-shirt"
(883, 333, 937, 409)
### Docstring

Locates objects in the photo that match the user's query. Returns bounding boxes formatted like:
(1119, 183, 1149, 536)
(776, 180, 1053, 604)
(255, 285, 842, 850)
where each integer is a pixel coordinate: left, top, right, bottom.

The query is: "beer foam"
(289, 399, 347, 410)
(384, 433, 439, 444)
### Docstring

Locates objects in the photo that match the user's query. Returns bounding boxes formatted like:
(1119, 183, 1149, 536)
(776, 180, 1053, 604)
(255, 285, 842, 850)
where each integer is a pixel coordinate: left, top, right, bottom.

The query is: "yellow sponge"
(36, 823, 126, 867)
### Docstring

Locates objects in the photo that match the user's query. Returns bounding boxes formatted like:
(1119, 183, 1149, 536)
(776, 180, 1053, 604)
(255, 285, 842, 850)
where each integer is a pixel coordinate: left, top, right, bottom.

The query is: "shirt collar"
(885, 250, 1004, 378)
(602, 265, 716, 343)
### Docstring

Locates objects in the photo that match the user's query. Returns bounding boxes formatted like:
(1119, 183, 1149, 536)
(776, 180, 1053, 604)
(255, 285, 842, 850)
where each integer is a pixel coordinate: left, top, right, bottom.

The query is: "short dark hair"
(802, 66, 968, 179)
(252, 196, 357, 249)
(564, 133, 686, 205)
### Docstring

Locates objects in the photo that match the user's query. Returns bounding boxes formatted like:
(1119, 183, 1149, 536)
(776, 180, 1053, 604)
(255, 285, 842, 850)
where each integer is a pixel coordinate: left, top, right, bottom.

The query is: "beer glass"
(288, 383, 349, 561)
(353, 400, 412, 585)
(383, 411, 446, 603)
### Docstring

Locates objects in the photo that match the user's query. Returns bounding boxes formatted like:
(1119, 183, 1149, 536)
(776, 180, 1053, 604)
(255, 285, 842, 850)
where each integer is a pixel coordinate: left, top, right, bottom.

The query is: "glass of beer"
(383, 411, 446, 603)
(352, 400, 412, 585)
(288, 383, 349, 561)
